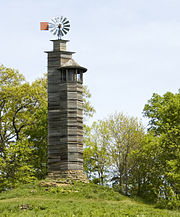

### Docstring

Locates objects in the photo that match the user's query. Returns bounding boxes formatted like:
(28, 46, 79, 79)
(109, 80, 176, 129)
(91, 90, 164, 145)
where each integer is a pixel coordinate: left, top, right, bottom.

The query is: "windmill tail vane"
(40, 16, 70, 39)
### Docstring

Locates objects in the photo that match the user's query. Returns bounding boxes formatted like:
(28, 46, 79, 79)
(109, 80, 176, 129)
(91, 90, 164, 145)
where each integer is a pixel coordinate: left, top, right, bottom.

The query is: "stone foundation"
(48, 170, 88, 183)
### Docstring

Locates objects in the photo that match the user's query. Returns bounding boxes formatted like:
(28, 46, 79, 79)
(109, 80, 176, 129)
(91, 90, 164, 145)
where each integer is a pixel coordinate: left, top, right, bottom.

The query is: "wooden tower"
(46, 39, 87, 180)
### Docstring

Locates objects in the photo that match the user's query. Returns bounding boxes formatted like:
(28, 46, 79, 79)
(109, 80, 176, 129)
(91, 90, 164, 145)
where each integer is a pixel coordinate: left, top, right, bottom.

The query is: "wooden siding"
(47, 40, 85, 173)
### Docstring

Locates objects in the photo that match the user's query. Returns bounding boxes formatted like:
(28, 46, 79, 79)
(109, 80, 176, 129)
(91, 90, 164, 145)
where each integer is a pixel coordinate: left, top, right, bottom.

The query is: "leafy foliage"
(142, 90, 180, 208)
(0, 65, 47, 190)
(0, 65, 95, 190)
(0, 64, 179, 210)
(84, 120, 110, 185)
(84, 90, 180, 209)
(108, 113, 144, 195)
(84, 112, 144, 195)
(83, 85, 95, 120)
(130, 134, 163, 200)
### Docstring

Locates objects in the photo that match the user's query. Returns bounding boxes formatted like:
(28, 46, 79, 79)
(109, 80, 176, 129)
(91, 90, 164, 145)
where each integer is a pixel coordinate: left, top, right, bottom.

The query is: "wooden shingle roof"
(60, 59, 87, 72)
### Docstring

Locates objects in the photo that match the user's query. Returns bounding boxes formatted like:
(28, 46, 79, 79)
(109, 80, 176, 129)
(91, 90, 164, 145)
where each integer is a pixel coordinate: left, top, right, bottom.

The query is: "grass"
(0, 180, 179, 217)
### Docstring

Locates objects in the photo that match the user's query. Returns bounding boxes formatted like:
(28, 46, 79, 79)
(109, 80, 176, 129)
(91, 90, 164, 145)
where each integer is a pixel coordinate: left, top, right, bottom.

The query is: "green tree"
(143, 90, 180, 208)
(0, 139, 36, 190)
(24, 76, 48, 179)
(108, 113, 144, 195)
(83, 85, 95, 120)
(84, 120, 110, 185)
(0, 65, 47, 189)
(143, 91, 180, 135)
(84, 113, 144, 190)
(0, 66, 47, 145)
(130, 134, 163, 200)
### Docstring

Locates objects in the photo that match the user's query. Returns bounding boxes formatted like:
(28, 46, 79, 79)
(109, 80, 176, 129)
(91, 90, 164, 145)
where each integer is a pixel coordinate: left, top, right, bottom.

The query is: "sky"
(0, 0, 180, 127)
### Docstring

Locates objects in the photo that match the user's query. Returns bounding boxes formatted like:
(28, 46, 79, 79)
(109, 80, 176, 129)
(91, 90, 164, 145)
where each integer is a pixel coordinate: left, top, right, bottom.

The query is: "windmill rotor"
(48, 16, 70, 39)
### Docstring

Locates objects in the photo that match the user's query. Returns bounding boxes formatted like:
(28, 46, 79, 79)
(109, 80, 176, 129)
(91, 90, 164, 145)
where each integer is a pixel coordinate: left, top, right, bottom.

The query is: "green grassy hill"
(0, 180, 179, 217)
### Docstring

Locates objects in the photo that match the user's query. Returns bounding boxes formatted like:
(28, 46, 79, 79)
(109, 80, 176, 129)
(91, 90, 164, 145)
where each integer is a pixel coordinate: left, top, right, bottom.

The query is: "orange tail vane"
(40, 22, 49, 30)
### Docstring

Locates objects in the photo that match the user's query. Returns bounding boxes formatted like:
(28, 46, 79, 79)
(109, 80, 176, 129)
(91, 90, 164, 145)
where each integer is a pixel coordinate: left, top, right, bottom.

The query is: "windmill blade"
(63, 28, 69, 33)
(51, 18, 56, 23)
(49, 23, 55, 28)
(63, 27, 70, 32)
(50, 26, 56, 31)
(62, 17, 67, 23)
(64, 26, 70, 30)
(53, 29, 58, 35)
(63, 26, 70, 29)
(63, 20, 69, 25)
(55, 17, 60, 22)
(50, 28, 55, 33)
(48, 22, 54, 26)
(50, 27, 56, 33)
(62, 29, 67, 34)
(64, 23, 70, 27)
(64, 24, 70, 28)
(62, 29, 67, 35)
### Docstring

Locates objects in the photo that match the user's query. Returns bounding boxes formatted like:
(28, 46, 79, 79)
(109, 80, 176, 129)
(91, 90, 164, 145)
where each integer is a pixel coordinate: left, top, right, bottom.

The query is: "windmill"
(40, 16, 70, 39)
(41, 16, 88, 182)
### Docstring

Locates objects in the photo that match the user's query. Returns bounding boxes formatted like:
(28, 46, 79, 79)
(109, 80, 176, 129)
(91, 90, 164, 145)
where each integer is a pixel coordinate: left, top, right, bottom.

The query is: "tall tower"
(46, 39, 87, 180)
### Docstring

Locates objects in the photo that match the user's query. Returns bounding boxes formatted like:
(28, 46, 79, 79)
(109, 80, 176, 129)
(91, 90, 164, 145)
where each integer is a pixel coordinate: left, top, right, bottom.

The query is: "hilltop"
(0, 180, 179, 217)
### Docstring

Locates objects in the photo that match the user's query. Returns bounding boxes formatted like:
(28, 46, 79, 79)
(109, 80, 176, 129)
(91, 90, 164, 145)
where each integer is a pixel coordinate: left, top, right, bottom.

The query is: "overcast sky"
(0, 0, 179, 127)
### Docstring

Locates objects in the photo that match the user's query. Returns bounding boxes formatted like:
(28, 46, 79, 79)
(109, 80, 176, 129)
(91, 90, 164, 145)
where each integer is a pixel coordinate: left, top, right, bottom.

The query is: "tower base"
(48, 170, 88, 183)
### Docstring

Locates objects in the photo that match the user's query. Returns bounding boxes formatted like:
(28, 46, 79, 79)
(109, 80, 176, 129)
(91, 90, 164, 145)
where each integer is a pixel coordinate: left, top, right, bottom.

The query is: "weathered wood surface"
(47, 40, 86, 174)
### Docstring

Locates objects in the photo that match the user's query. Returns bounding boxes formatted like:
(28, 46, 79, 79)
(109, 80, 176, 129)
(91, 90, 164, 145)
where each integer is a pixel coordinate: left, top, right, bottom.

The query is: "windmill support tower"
(45, 39, 87, 181)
